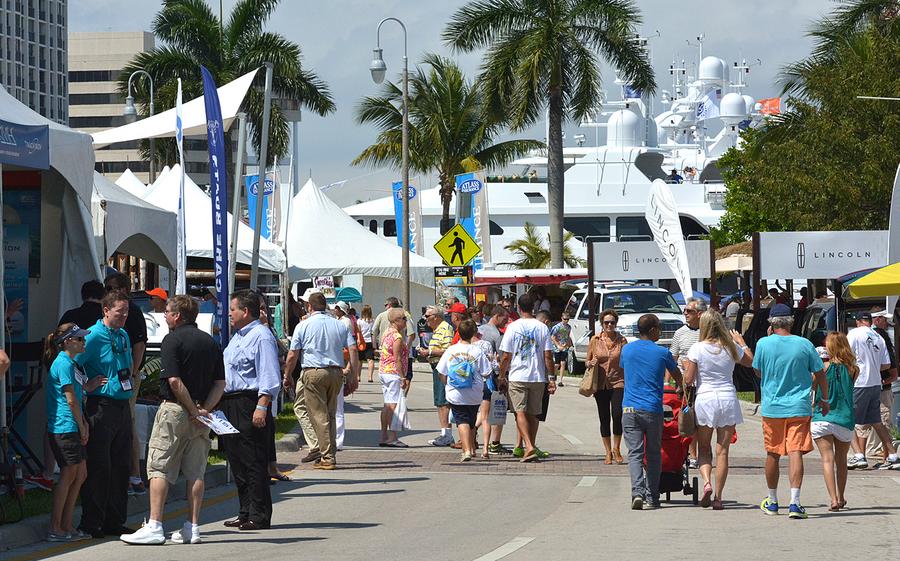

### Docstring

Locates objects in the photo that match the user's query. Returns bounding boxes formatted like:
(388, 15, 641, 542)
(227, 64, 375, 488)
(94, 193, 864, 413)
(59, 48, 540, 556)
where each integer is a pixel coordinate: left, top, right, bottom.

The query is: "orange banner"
(758, 97, 781, 115)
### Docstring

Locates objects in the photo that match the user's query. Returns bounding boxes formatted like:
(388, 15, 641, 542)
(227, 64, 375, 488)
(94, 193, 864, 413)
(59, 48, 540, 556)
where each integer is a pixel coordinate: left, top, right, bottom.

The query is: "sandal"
(712, 498, 723, 510)
(613, 450, 624, 464)
(700, 482, 713, 508)
(270, 472, 291, 482)
(604, 452, 613, 465)
(383, 440, 408, 448)
(520, 452, 539, 463)
(481, 452, 491, 459)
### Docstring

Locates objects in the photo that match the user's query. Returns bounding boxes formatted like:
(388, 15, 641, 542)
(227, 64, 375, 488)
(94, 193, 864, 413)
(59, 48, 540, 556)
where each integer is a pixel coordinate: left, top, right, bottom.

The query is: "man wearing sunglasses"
(418, 306, 455, 446)
(670, 298, 707, 467)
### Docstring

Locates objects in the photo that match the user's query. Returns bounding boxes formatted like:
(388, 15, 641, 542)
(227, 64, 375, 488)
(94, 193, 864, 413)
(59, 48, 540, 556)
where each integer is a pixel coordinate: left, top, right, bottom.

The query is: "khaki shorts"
(762, 416, 813, 456)
(508, 381, 546, 417)
(147, 402, 211, 483)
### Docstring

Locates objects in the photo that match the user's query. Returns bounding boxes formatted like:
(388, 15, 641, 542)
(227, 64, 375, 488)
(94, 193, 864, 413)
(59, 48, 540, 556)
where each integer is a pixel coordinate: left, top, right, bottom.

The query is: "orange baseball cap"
(147, 288, 168, 300)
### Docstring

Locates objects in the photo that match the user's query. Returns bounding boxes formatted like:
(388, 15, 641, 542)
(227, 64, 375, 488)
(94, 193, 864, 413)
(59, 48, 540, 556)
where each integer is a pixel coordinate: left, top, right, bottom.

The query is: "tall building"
(0, 0, 69, 123)
(68, 31, 211, 185)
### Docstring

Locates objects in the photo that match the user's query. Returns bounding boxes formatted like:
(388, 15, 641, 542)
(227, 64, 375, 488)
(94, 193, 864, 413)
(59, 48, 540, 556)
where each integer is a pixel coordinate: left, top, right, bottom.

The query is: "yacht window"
(616, 217, 652, 241)
(524, 192, 545, 204)
(357, 219, 364, 226)
(383, 219, 397, 237)
(369, 220, 378, 233)
(564, 217, 610, 242)
(679, 216, 708, 238)
(490, 221, 504, 235)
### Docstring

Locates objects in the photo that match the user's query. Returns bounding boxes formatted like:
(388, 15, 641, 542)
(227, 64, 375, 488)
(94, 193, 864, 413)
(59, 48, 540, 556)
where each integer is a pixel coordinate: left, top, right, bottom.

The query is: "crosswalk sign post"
(434, 224, 481, 266)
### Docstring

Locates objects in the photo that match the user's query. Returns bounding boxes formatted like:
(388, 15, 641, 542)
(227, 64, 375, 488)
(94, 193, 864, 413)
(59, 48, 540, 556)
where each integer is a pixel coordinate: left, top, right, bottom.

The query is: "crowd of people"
(28, 279, 900, 544)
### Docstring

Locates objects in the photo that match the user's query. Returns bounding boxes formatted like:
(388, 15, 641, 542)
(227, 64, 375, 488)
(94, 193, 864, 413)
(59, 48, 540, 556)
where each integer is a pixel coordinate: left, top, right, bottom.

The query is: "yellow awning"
(846, 262, 900, 298)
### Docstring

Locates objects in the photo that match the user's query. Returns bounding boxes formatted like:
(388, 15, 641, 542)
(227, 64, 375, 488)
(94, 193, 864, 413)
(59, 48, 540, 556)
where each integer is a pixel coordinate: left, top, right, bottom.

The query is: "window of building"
(68, 69, 116, 82)
(69, 92, 123, 105)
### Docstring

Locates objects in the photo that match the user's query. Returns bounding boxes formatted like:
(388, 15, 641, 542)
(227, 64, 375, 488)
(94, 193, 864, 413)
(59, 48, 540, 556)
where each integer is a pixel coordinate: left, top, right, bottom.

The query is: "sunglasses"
(602, 320, 617, 325)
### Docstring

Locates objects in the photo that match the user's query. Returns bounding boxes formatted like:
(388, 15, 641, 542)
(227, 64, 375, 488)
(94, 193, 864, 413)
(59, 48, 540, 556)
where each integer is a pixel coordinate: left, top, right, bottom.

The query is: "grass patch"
(737, 391, 758, 403)
(0, 487, 56, 523)
(274, 403, 297, 441)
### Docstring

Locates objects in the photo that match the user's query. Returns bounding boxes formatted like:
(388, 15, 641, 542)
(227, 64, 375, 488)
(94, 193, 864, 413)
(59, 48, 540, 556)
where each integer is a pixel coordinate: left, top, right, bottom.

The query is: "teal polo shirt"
(76, 319, 133, 401)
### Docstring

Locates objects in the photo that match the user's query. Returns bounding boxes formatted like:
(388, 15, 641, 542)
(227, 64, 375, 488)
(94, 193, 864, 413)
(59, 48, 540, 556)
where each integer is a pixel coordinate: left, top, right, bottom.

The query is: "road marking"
(577, 476, 597, 488)
(5, 488, 238, 561)
(473, 537, 535, 561)
(892, 477, 900, 486)
(561, 434, 583, 445)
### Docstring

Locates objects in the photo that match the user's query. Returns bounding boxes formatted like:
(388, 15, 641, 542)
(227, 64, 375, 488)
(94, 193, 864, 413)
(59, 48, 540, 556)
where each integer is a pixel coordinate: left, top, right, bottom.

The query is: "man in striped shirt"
(418, 306, 455, 446)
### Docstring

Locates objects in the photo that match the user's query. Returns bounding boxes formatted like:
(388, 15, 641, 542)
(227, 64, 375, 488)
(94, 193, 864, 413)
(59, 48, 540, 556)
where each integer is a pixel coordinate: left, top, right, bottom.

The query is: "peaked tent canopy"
(91, 68, 259, 148)
(285, 179, 436, 286)
(115, 168, 150, 199)
(144, 164, 285, 272)
(92, 171, 177, 269)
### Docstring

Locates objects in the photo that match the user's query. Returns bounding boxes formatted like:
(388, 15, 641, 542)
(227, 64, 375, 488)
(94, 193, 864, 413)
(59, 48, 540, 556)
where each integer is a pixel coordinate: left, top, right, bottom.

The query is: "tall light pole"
(371, 17, 410, 310)
(123, 69, 156, 183)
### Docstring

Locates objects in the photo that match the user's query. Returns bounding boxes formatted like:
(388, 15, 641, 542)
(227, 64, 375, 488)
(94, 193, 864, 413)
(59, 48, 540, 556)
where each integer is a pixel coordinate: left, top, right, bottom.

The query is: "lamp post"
(371, 17, 410, 311)
(124, 69, 156, 183)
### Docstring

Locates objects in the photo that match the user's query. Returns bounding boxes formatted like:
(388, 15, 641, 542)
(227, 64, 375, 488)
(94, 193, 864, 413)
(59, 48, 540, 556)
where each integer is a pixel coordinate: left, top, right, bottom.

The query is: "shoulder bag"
(678, 385, 697, 437)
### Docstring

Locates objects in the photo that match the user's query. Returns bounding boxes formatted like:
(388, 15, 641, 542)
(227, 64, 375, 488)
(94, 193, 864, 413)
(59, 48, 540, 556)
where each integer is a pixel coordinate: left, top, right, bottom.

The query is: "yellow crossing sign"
(434, 224, 481, 267)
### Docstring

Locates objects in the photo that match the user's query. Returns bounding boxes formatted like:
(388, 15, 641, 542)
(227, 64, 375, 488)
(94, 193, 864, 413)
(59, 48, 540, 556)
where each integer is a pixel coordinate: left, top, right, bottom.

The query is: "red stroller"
(657, 388, 698, 504)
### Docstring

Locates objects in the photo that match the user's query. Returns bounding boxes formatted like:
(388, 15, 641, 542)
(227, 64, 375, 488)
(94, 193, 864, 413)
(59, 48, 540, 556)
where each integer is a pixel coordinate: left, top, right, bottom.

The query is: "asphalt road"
(7, 365, 900, 560)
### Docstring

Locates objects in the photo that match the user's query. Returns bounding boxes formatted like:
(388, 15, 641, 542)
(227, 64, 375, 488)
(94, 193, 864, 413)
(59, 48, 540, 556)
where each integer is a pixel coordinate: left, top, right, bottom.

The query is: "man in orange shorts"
(752, 304, 829, 519)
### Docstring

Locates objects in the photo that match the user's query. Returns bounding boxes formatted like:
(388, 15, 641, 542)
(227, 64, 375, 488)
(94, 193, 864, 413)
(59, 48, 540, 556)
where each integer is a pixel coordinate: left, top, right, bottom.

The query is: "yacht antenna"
(670, 58, 686, 99)
(685, 33, 705, 71)
(731, 58, 760, 92)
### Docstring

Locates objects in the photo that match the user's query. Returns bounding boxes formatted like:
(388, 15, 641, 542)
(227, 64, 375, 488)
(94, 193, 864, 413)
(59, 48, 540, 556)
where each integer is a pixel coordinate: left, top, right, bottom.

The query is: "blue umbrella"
(672, 291, 711, 305)
(328, 286, 362, 303)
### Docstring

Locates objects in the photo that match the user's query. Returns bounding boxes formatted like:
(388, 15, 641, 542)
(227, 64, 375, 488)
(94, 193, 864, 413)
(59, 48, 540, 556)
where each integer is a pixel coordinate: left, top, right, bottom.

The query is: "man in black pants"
(220, 291, 281, 530)
(77, 292, 135, 538)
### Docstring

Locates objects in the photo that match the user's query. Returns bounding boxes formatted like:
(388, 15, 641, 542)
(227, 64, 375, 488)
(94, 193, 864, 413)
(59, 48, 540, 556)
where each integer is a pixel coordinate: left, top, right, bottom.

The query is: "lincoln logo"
(797, 242, 806, 269)
(622, 250, 629, 272)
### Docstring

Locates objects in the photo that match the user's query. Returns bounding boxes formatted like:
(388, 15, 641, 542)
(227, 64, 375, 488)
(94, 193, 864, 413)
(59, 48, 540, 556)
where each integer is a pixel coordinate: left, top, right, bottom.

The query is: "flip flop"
(270, 473, 291, 482)
(383, 440, 408, 448)
(520, 453, 539, 463)
(700, 482, 712, 508)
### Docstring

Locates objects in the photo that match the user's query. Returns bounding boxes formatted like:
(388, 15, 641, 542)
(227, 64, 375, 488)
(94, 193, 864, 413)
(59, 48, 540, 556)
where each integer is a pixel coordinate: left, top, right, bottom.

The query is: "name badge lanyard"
(107, 326, 132, 392)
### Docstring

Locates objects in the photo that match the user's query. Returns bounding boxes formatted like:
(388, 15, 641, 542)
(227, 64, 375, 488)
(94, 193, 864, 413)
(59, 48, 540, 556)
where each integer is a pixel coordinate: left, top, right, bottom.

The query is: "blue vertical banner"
(245, 174, 276, 241)
(454, 171, 492, 271)
(390, 181, 422, 255)
(200, 66, 230, 345)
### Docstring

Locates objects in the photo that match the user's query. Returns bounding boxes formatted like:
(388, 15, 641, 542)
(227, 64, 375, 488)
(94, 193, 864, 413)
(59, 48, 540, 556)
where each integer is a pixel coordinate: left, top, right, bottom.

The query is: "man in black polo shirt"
(122, 295, 225, 545)
(59, 280, 104, 327)
(104, 273, 150, 495)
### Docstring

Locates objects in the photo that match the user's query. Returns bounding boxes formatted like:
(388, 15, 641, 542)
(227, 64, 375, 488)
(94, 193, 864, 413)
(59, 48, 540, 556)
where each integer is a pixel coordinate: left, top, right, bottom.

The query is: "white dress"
(686, 342, 744, 428)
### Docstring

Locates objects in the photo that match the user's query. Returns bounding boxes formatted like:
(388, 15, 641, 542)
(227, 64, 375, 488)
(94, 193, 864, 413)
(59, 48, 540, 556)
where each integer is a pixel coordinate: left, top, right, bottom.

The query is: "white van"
(565, 283, 685, 371)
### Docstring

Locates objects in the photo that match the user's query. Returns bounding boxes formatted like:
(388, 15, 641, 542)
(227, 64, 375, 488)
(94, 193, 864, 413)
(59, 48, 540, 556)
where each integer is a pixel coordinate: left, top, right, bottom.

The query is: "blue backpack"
(447, 353, 475, 389)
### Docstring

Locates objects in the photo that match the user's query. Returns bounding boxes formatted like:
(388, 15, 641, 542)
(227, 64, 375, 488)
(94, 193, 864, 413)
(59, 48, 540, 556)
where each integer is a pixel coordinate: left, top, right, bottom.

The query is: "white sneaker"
(428, 433, 454, 447)
(170, 522, 201, 544)
(847, 455, 868, 469)
(120, 522, 165, 545)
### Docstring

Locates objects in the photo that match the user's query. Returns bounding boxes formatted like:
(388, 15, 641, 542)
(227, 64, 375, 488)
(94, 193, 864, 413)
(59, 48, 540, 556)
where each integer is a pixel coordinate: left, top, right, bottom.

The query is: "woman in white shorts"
(378, 309, 410, 447)
(812, 333, 858, 511)
(684, 310, 754, 510)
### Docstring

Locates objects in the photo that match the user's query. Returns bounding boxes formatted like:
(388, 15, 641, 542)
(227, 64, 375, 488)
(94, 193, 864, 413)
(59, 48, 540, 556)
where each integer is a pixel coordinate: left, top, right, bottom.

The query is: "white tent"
(0, 85, 101, 314)
(91, 69, 259, 148)
(114, 168, 150, 199)
(144, 164, 285, 272)
(92, 171, 177, 269)
(285, 179, 437, 311)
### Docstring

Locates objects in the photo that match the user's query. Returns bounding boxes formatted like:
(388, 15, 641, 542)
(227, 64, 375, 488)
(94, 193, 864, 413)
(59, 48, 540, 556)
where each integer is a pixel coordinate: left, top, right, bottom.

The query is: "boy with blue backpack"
(436, 320, 492, 462)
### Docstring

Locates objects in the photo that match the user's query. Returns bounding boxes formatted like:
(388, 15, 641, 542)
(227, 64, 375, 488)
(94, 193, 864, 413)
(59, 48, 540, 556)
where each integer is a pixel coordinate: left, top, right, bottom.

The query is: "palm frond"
(443, 0, 535, 51)
(226, 0, 281, 47)
(153, 0, 221, 64)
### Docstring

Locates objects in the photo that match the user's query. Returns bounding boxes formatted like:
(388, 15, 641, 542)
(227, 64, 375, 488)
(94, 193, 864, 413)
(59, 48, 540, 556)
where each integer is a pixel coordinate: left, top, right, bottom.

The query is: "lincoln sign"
(758, 231, 888, 279)
(591, 241, 711, 281)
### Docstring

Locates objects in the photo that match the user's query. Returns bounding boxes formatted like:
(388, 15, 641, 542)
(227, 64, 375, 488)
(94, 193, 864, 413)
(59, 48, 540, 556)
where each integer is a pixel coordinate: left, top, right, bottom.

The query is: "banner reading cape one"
(201, 66, 230, 346)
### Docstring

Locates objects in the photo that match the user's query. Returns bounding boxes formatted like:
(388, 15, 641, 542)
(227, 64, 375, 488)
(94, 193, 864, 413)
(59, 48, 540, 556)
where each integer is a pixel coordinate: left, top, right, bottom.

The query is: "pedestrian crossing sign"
(434, 224, 481, 267)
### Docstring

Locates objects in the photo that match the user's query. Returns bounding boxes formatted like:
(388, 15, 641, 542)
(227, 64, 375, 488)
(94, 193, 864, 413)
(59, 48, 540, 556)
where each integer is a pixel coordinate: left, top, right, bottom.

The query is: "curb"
(0, 464, 228, 552)
(275, 421, 303, 453)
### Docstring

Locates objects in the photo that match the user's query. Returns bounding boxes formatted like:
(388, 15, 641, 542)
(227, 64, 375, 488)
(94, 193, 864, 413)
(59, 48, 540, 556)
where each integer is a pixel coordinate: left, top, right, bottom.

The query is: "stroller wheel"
(692, 477, 699, 505)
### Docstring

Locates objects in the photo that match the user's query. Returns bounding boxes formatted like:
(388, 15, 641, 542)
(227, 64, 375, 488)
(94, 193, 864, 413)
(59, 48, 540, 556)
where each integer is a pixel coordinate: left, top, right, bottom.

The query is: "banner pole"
(587, 243, 595, 337)
(0, 163, 6, 452)
(250, 63, 274, 290)
(229, 112, 246, 293)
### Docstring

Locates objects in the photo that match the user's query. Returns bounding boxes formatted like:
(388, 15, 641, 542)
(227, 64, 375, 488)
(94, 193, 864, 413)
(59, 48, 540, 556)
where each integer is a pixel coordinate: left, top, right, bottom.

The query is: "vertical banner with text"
(245, 174, 277, 241)
(201, 66, 230, 346)
(391, 181, 423, 255)
(454, 171, 492, 271)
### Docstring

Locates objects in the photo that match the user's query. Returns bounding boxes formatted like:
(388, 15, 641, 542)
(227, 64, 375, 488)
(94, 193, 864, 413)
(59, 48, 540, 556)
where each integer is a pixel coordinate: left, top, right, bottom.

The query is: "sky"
(70, 0, 831, 206)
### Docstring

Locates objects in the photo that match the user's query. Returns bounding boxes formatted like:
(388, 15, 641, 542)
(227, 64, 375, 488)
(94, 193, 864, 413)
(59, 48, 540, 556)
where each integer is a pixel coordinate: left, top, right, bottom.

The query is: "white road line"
(892, 477, 900, 486)
(562, 433, 583, 445)
(473, 537, 535, 561)
(577, 476, 598, 488)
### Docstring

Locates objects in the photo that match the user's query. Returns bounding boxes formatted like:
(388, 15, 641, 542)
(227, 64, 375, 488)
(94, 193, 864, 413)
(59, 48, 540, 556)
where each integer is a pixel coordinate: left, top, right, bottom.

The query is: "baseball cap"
(872, 310, 893, 323)
(55, 324, 91, 346)
(300, 288, 321, 301)
(334, 301, 349, 314)
(856, 311, 872, 322)
(146, 287, 168, 300)
(449, 303, 467, 314)
(768, 303, 793, 318)
(816, 346, 830, 360)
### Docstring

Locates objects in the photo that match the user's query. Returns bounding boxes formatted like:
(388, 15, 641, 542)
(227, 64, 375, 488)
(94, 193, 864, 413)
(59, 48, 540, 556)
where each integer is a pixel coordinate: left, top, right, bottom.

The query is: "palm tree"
(353, 54, 543, 225)
(501, 222, 585, 269)
(444, 0, 655, 268)
(119, 0, 335, 169)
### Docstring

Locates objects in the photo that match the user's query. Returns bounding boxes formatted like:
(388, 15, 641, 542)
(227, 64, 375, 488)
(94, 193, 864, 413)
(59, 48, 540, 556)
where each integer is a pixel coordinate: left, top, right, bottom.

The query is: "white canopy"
(114, 168, 151, 199)
(285, 179, 436, 286)
(91, 68, 259, 148)
(144, 164, 286, 272)
(92, 171, 177, 269)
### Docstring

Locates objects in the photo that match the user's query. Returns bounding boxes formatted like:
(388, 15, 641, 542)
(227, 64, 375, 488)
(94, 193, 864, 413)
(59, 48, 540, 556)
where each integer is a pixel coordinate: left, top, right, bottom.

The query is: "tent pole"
(229, 112, 247, 293)
(0, 163, 7, 455)
(250, 63, 274, 290)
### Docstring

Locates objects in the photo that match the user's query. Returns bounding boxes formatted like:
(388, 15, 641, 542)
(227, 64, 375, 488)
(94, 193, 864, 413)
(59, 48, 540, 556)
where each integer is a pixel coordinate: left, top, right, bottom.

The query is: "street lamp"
(124, 69, 156, 183)
(371, 17, 410, 311)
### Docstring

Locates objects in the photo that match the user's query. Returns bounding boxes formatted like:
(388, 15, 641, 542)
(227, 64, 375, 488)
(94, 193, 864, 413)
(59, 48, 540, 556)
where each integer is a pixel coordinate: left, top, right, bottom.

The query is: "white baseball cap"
(300, 288, 321, 301)
(872, 310, 893, 323)
(334, 301, 349, 314)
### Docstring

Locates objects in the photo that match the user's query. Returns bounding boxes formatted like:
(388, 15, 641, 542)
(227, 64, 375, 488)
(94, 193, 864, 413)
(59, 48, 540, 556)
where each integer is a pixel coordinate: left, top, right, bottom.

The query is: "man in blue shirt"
(753, 303, 828, 519)
(76, 292, 134, 538)
(220, 290, 281, 531)
(620, 314, 680, 510)
(284, 292, 359, 470)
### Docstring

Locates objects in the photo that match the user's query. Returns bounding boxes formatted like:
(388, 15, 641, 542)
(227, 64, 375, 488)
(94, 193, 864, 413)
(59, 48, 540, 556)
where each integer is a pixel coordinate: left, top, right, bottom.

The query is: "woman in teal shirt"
(811, 332, 859, 512)
(43, 323, 104, 541)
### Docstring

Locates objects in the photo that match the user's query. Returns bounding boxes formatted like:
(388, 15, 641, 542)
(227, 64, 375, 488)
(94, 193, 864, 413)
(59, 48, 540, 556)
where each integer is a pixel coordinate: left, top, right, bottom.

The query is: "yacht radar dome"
(742, 94, 756, 115)
(607, 109, 642, 148)
(720, 92, 749, 127)
(698, 56, 726, 84)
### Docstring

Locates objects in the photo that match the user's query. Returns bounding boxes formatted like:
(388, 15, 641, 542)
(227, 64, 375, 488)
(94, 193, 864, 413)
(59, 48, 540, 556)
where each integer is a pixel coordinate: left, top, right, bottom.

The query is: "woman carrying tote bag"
(586, 309, 628, 465)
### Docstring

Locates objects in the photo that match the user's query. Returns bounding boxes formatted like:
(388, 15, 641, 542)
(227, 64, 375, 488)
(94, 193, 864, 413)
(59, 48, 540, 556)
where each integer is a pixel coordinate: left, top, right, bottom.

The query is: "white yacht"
(343, 55, 767, 267)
